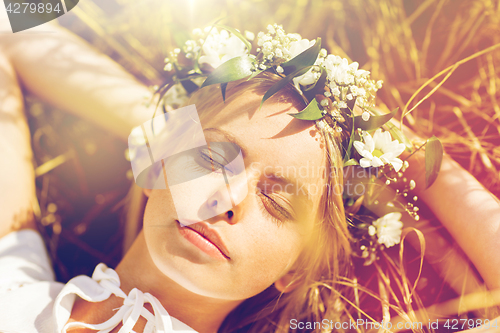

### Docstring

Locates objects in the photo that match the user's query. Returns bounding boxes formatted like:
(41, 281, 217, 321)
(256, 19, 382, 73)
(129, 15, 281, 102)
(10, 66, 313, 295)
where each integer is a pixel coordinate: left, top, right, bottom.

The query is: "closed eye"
(258, 191, 295, 224)
(197, 147, 231, 174)
(200, 150, 225, 171)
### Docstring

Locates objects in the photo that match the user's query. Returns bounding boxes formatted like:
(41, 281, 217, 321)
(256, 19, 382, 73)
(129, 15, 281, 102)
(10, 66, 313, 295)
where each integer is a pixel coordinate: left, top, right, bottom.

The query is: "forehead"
(200, 89, 328, 204)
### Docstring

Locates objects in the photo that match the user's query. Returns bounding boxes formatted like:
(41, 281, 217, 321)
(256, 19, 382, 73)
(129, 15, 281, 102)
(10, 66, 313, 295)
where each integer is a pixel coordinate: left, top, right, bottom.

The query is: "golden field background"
(23, 0, 500, 328)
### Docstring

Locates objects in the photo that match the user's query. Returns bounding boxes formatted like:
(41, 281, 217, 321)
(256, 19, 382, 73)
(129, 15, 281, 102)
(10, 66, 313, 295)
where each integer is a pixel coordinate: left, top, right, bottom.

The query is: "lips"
(177, 220, 231, 259)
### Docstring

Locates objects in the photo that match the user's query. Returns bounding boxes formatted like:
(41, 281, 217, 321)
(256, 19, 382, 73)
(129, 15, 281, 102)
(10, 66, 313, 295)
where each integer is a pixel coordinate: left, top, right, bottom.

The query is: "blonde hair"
(184, 72, 353, 332)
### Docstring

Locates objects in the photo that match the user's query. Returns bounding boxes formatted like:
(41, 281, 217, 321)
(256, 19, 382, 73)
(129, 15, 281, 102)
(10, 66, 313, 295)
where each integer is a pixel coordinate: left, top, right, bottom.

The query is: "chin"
(143, 217, 273, 301)
(149, 250, 265, 300)
(144, 235, 226, 298)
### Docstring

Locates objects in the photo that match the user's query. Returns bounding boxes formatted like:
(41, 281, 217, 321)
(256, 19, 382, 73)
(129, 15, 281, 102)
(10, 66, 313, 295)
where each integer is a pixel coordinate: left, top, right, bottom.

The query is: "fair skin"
(67, 91, 327, 332)
(1, 18, 500, 332)
(401, 147, 500, 291)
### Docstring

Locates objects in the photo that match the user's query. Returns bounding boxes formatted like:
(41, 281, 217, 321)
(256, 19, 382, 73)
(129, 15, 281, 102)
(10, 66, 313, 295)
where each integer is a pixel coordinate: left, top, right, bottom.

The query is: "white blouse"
(0, 230, 197, 333)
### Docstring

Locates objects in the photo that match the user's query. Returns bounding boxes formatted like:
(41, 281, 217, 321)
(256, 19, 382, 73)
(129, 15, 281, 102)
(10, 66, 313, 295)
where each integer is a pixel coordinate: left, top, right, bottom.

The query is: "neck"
(70, 231, 242, 333)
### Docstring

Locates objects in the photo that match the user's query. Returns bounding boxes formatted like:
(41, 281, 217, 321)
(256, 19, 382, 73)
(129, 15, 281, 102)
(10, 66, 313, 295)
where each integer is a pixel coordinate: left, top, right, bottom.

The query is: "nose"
(204, 173, 248, 224)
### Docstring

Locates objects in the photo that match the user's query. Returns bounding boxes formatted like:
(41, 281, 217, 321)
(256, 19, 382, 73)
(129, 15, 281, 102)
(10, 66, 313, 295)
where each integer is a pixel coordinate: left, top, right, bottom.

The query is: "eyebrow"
(204, 127, 313, 206)
(204, 127, 248, 158)
(264, 173, 313, 206)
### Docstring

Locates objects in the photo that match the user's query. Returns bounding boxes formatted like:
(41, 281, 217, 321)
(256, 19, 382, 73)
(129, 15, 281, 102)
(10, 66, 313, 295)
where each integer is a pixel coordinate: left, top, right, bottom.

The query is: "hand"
(391, 121, 500, 290)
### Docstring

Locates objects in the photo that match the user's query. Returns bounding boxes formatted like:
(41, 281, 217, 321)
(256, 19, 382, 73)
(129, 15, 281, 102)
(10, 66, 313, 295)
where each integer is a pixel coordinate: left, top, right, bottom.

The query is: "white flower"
(316, 120, 325, 130)
(353, 129, 406, 171)
(289, 39, 318, 87)
(372, 212, 403, 247)
(355, 69, 370, 79)
(357, 87, 366, 98)
(361, 111, 370, 121)
(267, 24, 276, 34)
(256, 24, 299, 65)
(348, 61, 359, 73)
(293, 69, 318, 88)
(285, 32, 299, 40)
(198, 29, 247, 69)
(244, 30, 255, 41)
(324, 56, 355, 86)
(337, 101, 347, 108)
(331, 86, 341, 97)
(164, 63, 173, 72)
(288, 39, 315, 59)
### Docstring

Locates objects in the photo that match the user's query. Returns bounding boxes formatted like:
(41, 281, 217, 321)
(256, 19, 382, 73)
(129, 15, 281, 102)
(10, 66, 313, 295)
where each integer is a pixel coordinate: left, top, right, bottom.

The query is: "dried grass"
(27, 0, 500, 331)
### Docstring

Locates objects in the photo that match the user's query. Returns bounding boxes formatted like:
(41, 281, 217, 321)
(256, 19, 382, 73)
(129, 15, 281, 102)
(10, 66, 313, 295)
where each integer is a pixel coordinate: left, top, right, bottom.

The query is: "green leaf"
(201, 55, 256, 88)
(303, 67, 327, 101)
(215, 24, 252, 53)
(425, 136, 443, 189)
(281, 38, 321, 75)
(343, 112, 357, 163)
(354, 108, 398, 131)
(261, 66, 313, 106)
(385, 122, 413, 151)
(221, 82, 228, 102)
(289, 98, 323, 120)
(346, 97, 357, 112)
(343, 158, 359, 167)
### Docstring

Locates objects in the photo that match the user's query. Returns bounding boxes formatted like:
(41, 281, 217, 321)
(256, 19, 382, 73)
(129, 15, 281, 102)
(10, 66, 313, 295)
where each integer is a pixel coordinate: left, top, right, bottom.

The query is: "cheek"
(142, 191, 172, 256)
(142, 192, 202, 286)
(143, 188, 175, 227)
(228, 209, 306, 295)
(142, 190, 186, 268)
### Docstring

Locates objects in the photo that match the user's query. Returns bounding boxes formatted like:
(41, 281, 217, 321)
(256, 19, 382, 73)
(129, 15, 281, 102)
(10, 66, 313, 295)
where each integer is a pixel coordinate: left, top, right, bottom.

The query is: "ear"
(274, 272, 301, 293)
(143, 188, 152, 197)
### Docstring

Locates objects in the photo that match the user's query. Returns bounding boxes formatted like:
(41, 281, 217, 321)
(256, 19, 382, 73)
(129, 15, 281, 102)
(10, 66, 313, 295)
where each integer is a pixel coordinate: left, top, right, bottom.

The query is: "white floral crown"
(154, 23, 443, 265)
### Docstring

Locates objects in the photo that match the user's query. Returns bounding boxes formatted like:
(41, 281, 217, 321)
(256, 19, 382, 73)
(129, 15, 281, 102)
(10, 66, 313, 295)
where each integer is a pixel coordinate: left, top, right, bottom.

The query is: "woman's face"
(143, 89, 328, 300)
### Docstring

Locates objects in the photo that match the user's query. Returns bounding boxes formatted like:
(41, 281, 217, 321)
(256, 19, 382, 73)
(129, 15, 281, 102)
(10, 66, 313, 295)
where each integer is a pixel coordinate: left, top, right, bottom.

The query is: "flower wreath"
(152, 23, 444, 266)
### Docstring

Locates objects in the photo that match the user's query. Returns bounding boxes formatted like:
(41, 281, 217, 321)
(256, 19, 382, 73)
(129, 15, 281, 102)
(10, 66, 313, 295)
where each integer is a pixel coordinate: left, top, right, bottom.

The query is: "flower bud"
(315, 94, 331, 109)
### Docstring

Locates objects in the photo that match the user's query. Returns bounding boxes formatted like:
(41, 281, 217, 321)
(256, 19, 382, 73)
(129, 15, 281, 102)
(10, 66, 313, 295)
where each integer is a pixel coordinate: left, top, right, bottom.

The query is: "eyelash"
(200, 152, 224, 170)
(257, 192, 293, 226)
(190, 149, 231, 176)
